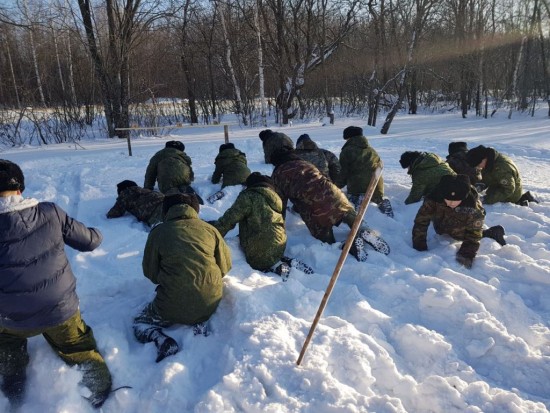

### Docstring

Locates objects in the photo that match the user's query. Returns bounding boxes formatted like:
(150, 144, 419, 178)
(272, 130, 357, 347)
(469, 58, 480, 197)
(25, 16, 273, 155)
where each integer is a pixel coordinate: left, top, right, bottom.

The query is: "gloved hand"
(474, 183, 487, 192)
(456, 254, 473, 269)
(413, 240, 428, 251)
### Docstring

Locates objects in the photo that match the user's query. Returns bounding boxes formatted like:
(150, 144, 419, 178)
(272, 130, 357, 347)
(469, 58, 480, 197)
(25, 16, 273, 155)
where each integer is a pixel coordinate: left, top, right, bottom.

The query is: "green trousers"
(0, 310, 112, 396)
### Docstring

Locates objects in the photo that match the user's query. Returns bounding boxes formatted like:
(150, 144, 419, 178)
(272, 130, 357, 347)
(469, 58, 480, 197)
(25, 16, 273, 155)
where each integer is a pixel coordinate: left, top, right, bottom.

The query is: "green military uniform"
(338, 134, 384, 203)
(262, 132, 294, 164)
(295, 137, 341, 183)
(106, 186, 164, 227)
(405, 153, 455, 205)
(211, 184, 287, 271)
(142, 203, 231, 325)
(144, 147, 194, 194)
(211, 147, 251, 188)
(413, 185, 485, 261)
(480, 149, 523, 204)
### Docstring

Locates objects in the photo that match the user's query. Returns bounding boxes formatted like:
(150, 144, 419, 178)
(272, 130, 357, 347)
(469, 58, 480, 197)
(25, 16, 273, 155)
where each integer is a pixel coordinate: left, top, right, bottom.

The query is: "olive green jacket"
(338, 135, 384, 203)
(211, 148, 251, 188)
(144, 147, 194, 194)
(143, 204, 231, 324)
(481, 149, 523, 204)
(405, 153, 455, 205)
(212, 185, 286, 271)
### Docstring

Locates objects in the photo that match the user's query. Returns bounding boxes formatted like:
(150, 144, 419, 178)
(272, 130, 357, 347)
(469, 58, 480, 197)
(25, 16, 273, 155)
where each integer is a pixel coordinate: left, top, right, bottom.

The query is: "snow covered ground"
(1, 110, 549, 413)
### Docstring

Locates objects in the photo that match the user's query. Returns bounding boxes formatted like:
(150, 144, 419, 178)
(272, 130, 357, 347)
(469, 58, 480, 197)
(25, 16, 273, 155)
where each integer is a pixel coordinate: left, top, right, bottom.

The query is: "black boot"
(148, 329, 180, 363)
(269, 260, 291, 281)
(358, 227, 391, 255)
(378, 198, 394, 218)
(518, 191, 539, 206)
(483, 225, 506, 246)
(348, 236, 368, 262)
(1, 370, 26, 406)
(281, 256, 314, 274)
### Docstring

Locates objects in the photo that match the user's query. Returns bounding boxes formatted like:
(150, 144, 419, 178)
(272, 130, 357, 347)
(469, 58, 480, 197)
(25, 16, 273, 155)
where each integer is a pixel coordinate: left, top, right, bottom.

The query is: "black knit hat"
(219, 143, 235, 152)
(399, 151, 422, 169)
(245, 172, 273, 187)
(162, 193, 200, 215)
(116, 180, 138, 195)
(165, 140, 185, 151)
(440, 174, 471, 201)
(448, 142, 468, 155)
(271, 148, 299, 167)
(465, 145, 490, 167)
(296, 134, 312, 146)
(0, 159, 25, 192)
(259, 129, 273, 142)
(343, 126, 363, 140)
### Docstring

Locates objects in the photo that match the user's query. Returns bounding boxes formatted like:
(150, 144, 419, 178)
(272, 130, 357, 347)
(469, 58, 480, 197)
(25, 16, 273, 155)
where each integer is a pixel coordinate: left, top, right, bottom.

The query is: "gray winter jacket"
(0, 195, 102, 330)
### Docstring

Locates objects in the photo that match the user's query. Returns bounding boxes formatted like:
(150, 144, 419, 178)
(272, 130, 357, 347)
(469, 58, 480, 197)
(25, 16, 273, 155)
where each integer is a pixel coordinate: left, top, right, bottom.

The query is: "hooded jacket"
(144, 147, 194, 193)
(338, 134, 384, 202)
(0, 196, 102, 330)
(142, 203, 231, 325)
(405, 153, 456, 204)
(212, 184, 286, 270)
(211, 148, 251, 188)
(480, 148, 523, 204)
(412, 185, 485, 259)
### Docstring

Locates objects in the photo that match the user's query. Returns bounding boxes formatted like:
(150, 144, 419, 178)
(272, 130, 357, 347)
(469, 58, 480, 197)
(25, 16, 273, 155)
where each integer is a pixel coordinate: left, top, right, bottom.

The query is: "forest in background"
(0, 0, 548, 145)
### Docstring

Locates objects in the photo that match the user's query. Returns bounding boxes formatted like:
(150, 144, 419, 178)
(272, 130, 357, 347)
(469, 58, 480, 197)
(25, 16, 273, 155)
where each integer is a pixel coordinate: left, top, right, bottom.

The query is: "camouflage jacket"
(107, 186, 164, 227)
(211, 184, 287, 271)
(338, 135, 384, 203)
(263, 132, 294, 164)
(405, 153, 456, 205)
(211, 148, 251, 188)
(143, 204, 231, 325)
(272, 158, 354, 231)
(144, 147, 194, 193)
(480, 148, 523, 204)
(446, 151, 482, 184)
(413, 186, 485, 259)
(295, 139, 341, 183)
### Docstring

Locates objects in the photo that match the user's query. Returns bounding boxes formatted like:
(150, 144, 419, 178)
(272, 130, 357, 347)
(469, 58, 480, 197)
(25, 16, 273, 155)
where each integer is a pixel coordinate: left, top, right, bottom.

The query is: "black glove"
(456, 254, 473, 269)
(413, 240, 428, 251)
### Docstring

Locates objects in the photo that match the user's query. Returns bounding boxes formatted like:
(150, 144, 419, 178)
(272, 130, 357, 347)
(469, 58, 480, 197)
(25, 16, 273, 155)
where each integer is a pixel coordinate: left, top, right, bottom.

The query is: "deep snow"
(1, 110, 549, 413)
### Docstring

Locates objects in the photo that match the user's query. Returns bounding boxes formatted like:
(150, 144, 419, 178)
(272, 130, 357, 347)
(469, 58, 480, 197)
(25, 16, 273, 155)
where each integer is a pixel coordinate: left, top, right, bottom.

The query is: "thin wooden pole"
(224, 124, 229, 143)
(127, 135, 132, 156)
(296, 164, 383, 366)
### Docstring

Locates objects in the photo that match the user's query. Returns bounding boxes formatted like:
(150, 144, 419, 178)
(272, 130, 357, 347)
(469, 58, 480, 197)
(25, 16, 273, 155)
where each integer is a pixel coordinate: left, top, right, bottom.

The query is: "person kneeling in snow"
(207, 143, 251, 203)
(134, 193, 231, 363)
(412, 174, 506, 269)
(0, 160, 112, 408)
(107, 180, 164, 227)
(271, 149, 390, 262)
(210, 172, 312, 278)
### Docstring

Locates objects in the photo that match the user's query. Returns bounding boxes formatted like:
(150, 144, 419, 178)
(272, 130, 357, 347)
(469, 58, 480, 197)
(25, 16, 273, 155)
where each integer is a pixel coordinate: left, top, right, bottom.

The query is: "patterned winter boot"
(270, 261, 291, 281)
(148, 328, 180, 363)
(482, 225, 506, 246)
(281, 256, 314, 274)
(192, 322, 210, 337)
(378, 198, 394, 218)
(518, 191, 539, 206)
(207, 190, 226, 204)
(358, 227, 390, 255)
(348, 236, 368, 262)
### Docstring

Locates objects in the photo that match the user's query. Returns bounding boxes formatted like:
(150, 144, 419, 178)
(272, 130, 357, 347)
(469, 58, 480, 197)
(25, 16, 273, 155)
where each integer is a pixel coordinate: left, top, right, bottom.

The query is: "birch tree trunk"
(23, 0, 46, 106)
(52, 28, 67, 104)
(254, 0, 267, 126)
(2, 32, 21, 108)
(508, 35, 527, 119)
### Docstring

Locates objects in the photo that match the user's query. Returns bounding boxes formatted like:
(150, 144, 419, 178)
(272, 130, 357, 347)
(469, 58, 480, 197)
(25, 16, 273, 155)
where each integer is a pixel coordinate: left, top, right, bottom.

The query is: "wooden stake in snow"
(296, 164, 383, 366)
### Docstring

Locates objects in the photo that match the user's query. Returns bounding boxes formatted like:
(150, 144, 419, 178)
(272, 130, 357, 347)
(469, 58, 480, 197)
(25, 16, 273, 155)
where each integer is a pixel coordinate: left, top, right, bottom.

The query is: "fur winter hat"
(245, 172, 273, 188)
(271, 148, 300, 167)
(440, 174, 471, 201)
(219, 143, 235, 152)
(0, 159, 25, 192)
(448, 141, 468, 155)
(343, 126, 363, 140)
(399, 151, 422, 169)
(259, 129, 274, 142)
(296, 134, 312, 146)
(165, 140, 185, 151)
(162, 193, 200, 215)
(117, 180, 138, 195)
(465, 145, 490, 167)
